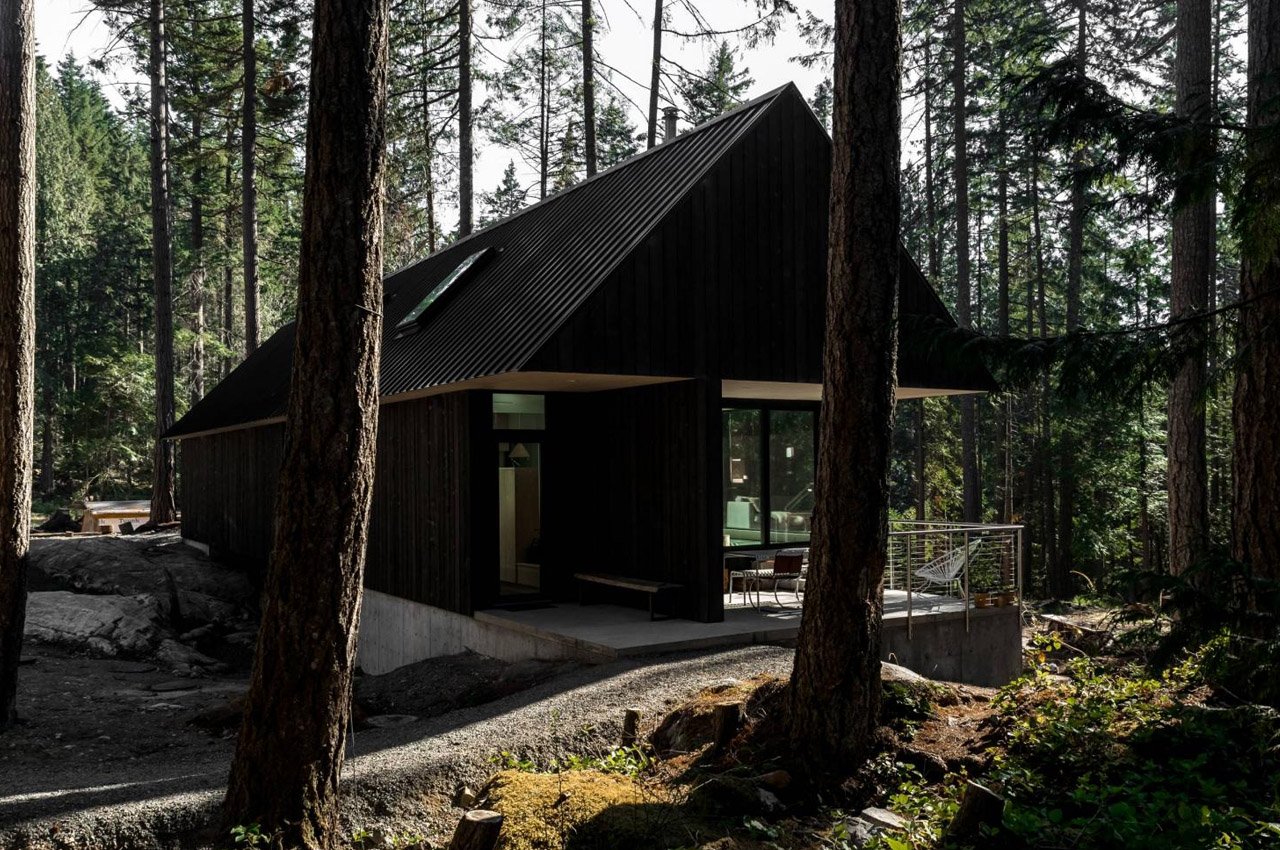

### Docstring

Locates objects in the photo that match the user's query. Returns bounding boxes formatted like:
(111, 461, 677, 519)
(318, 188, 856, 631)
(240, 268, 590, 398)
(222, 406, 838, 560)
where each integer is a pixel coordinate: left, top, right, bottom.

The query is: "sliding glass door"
(722, 405, 817, 549)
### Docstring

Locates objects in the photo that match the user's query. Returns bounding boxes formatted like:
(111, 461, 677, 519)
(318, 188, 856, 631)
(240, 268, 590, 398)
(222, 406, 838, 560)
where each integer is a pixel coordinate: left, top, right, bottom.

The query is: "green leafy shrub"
(991, 659, 1280, 849)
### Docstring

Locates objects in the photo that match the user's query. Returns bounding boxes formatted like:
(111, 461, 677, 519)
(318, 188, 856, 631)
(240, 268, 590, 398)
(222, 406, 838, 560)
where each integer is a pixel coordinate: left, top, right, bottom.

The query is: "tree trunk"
(923, 38, 939, 282)
(914, 399, 926, 520)
(646, 0, 662, 149)
(538, 0, 549, 199)
(38, 381, 54, 496)
(789, 0, 899, 774)
(1054, 0, 1087, 598)
(996, 115, 1010, 523)
(581, 0, 597, 177)
(951, 0, 979, 522)
(221, 0, 389, 843)
(190, 111, 206, 404)
(458, 0, 473, 237)
(149, 0, 178, 526)
(1232, 0, 1280, 591)
(0, 0, 36, 730)
(223, 118, 236, 376)
(1030, 145, 1058, 592)
(1168, 0, 1212, 576)
(242, 0, 260, 355)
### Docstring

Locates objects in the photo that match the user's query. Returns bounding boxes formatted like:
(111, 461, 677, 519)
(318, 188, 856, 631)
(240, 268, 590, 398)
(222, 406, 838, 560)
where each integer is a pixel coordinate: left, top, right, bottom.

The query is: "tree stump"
(946, 780, 1004, 839)
(621, 707, 640, 747)
(710, 702, 741, 756)
(447, 810, 503, 850)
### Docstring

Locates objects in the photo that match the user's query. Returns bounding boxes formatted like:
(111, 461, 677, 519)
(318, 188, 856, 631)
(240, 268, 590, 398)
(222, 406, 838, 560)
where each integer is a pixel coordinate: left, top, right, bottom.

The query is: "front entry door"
(497, 439, 541, 596)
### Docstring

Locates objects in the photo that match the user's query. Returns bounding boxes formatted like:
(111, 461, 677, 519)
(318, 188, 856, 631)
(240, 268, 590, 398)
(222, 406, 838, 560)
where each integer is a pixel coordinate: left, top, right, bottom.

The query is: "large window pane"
(769, 410, 815, 544)
(723, 409, 762, 546)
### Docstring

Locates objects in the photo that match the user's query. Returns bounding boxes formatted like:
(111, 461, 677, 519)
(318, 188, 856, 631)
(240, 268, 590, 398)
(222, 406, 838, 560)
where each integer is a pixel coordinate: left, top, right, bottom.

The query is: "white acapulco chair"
(912, 537, 983, 597)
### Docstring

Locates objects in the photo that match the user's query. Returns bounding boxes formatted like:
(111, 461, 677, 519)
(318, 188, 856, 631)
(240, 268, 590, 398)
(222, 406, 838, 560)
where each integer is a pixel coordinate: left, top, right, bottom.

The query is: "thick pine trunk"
(1168, 0, 1213, 576)
(952, 0, 979, 523)
(221, 0, 389, 844)
(1232, 0, 1280, 590)
(242, 0, 261, 355)
(646, 0, 662, 149)
(789, 0, 899, 774)
(149, 0, 178, 525)
(458, 0, 473, 237)
(581, 0, 597, 177)
(0, 0, 36, 730)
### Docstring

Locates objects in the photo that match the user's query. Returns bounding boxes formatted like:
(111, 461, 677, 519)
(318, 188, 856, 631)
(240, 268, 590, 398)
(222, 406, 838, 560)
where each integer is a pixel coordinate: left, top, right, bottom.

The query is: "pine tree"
(480, 160, 528, 225)
(221, 0, 390, 842)
(790, 0, 900, 775)
(678, 40, 754, 125)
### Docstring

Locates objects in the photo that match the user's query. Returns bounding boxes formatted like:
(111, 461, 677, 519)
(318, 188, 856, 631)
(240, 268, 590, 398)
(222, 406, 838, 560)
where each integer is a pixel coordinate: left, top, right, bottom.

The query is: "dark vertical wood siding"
(180, 392, 475, 614)
(179, 424, 285, 573)
(542, 380, 722, 621)
(523, 93, 975, 390)
(365, 391, 474, 614)
(526, 93, 832, 384)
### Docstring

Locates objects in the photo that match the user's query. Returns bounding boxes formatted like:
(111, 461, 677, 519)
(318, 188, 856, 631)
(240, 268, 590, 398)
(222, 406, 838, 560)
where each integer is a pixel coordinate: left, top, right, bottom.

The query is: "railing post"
(906, 531, 913, 639)
(963, 529, 971, 633)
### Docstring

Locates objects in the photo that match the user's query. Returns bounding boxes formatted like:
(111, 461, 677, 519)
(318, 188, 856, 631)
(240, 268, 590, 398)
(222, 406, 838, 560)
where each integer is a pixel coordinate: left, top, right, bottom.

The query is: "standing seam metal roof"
(168, 85, 785, 438)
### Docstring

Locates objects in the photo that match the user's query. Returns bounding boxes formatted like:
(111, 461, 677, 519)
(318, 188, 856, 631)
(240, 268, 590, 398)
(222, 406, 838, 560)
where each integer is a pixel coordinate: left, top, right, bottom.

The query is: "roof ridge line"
(382, 82, 798, 283)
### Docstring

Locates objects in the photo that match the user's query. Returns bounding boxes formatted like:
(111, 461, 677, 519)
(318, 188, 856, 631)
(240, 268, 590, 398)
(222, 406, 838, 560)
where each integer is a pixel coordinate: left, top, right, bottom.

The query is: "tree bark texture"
(1232, 0, 1280, 588)
(789, 0, 900, 774)
(0, 0, 36, 730)
(149, 0, 178, 525)
(243, 0, 261, 355)
(221, 0, 389, 844)
(458, 0, 474, 237)
(1168, 0, 1213, 576)
(951, 0, 980, 523)
(581, 0, 598, 177)
(646, 0, 662, 149)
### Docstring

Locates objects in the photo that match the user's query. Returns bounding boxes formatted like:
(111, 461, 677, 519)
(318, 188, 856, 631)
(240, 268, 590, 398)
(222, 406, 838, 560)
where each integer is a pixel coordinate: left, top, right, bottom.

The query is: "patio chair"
(911, 538, 982, 597)
(739, 548, 807, 609)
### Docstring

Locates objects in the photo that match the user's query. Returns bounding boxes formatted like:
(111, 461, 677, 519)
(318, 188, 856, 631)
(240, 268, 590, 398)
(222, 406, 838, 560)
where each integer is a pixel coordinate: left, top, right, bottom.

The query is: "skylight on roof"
(396, 247, 494, 333)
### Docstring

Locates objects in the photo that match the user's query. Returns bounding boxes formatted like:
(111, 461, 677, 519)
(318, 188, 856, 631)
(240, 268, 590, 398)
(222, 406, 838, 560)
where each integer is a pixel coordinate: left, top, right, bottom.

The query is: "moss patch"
(484, 769, 687, 850)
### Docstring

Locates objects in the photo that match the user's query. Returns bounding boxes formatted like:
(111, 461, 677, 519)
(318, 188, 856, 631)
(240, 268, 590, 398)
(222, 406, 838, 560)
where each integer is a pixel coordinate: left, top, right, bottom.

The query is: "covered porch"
(477, 521, 1025, 685)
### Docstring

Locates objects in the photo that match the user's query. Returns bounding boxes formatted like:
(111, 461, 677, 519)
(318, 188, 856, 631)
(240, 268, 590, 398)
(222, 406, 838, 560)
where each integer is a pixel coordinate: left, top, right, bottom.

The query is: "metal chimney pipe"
(663, 107, 678, 142)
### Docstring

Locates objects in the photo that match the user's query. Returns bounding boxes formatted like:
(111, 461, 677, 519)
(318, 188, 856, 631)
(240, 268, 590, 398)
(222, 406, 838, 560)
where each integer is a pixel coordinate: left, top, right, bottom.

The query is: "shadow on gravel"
(0, 653, 659, 831)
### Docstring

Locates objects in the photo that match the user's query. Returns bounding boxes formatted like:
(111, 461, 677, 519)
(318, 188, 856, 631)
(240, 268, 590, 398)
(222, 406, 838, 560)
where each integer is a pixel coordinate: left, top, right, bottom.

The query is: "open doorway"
(494, 392, 545, 598)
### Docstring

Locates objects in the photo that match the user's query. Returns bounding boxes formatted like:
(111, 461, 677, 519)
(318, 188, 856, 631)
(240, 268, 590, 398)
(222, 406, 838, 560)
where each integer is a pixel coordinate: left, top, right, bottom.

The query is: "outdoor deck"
(479, 589, 972, 658)
(476, 520, 1027, 685)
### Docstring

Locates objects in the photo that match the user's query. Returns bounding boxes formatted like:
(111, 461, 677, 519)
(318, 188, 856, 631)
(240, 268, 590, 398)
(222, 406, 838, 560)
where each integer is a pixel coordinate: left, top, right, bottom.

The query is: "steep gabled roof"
(170, 87, 787, 438)
(170, 83, 991, 440)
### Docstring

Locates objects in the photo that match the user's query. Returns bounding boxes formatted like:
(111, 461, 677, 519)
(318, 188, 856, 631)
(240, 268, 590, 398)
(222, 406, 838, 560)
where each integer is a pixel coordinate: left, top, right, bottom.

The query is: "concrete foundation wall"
(881, 606, 1023, 687)
(357, 589, 579, 674)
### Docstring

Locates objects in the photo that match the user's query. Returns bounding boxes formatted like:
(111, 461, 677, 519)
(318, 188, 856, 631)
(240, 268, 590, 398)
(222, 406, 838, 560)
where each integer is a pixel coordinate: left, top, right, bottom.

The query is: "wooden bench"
(574, 573, 683, 621)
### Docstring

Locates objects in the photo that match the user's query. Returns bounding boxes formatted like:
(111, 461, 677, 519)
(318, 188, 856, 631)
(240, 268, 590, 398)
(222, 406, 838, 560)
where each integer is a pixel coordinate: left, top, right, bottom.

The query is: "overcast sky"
(35, 1, 838, 222)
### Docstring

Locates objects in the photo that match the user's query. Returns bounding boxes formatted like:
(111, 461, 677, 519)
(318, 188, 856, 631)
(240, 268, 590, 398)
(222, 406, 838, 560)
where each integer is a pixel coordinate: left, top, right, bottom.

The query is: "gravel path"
(0, 645, 793, 850)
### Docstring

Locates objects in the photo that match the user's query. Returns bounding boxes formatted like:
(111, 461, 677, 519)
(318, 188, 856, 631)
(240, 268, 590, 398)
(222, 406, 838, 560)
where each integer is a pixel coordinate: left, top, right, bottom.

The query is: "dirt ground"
(3, 644, 577, 787)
